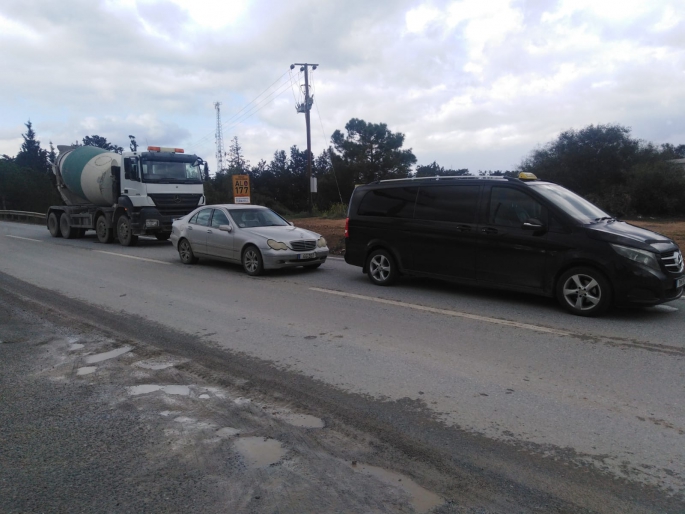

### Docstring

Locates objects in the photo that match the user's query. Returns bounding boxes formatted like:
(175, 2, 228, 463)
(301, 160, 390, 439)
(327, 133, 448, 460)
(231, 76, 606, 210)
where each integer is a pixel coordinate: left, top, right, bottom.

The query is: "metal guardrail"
(0, 210, 46, 224)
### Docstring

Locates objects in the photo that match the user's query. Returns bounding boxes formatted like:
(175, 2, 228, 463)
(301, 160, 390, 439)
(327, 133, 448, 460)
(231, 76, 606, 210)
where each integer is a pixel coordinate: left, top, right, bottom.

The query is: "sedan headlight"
(316, 237, 327, 248)
(267, 239, 288, 251)
(611, 244, 660, 271)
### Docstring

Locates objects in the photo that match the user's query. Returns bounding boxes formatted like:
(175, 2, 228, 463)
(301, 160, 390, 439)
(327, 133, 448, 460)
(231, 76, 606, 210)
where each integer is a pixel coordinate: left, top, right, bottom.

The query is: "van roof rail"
(377, 175, 508, 184)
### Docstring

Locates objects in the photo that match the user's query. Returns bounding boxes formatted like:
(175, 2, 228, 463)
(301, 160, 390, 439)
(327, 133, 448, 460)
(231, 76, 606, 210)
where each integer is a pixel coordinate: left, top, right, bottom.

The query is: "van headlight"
(317, 237, 327, 248)
(610, 244, 660, 271)
(267, 239, 288, 251)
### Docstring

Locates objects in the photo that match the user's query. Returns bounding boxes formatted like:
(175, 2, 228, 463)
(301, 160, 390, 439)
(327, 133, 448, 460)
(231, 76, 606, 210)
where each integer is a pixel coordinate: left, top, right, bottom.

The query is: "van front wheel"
(556, 267, 611, 317)
(366, 249, 398, 286)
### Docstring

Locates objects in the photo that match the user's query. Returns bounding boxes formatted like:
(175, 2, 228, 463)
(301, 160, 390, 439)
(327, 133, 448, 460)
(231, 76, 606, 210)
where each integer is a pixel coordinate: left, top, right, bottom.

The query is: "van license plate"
(298, 253, 316, 260)
(677, 277, 685, 288)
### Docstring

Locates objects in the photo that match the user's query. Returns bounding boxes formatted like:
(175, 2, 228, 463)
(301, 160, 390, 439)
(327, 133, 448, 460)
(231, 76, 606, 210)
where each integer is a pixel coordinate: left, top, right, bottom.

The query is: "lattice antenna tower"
(214, 101, 226, 173)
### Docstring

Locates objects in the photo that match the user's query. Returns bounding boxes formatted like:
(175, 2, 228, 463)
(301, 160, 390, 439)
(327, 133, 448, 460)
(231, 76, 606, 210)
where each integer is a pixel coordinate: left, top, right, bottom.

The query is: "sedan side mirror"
(522, 218, 545, 231)
(219, 224, 232, 232)
(288, 221, 294, 226)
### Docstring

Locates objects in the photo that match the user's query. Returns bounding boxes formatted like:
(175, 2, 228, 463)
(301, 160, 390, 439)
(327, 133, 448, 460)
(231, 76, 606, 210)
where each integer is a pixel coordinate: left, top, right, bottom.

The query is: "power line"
(187, 70, 290, 151)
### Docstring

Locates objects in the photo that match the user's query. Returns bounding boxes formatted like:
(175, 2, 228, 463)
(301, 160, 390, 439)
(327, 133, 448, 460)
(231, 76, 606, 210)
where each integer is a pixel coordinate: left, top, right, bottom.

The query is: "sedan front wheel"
(242, 245, 264, 276)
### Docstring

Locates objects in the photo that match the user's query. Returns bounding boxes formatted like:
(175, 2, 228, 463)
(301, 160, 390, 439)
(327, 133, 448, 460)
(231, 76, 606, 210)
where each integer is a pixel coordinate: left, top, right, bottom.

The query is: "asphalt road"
(1, 220, 684, 512)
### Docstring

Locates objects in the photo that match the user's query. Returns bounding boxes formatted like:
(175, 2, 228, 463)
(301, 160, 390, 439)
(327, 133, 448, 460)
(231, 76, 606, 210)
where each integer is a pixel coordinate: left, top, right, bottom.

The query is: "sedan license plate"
(677, 277, 685, 288)
(298, 252, 316, 260)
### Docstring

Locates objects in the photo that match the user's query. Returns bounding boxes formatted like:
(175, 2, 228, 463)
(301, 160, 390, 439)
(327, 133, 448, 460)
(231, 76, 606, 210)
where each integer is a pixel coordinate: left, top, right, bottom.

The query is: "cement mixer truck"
(47, 145, 206, 246)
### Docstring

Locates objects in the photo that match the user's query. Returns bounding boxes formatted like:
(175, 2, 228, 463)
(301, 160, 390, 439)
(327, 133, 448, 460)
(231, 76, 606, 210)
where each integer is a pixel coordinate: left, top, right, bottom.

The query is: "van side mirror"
(522, 218, 545, 231)
(219, 224, 232, 232)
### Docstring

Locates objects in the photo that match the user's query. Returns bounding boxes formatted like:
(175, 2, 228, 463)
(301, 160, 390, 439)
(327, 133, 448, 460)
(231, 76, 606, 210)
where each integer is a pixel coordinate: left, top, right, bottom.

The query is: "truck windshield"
(528, 183, 611, 224)
(141, 161, 202, 184)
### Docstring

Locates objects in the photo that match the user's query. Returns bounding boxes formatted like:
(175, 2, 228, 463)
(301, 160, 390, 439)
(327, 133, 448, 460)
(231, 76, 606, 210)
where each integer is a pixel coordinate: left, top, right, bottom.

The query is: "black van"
(344, 174, 684, 316)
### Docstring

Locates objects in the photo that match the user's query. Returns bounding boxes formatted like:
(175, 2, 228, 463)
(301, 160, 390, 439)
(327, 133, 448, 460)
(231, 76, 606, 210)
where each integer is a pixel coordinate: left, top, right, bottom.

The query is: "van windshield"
(528, 183, 610, 224)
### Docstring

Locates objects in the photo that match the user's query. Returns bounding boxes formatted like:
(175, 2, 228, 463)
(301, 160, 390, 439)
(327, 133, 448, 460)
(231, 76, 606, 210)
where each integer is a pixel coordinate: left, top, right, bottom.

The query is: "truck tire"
(117, 216, 139, 247)
(59, 213, 76, 239)
(96, 216, 114, 244)
(48, 212, 62, 238)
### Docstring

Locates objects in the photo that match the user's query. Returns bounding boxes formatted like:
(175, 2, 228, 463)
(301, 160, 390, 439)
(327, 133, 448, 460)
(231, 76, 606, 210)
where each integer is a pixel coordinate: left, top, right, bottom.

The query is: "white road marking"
(310, 287, 573, 336)
(5, 235, 41, 242)
(327, 256, 344, 261)
(94, 251, 170, 265)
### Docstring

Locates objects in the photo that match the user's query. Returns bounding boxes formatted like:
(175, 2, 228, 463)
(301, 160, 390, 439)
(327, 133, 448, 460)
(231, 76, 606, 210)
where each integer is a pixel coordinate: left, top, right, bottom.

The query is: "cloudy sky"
(1, 0, 684, 173)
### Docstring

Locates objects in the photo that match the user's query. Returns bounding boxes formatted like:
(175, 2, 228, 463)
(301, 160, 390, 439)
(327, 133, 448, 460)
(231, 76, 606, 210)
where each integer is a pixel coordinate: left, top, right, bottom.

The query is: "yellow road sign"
(232, 175, 250, 204)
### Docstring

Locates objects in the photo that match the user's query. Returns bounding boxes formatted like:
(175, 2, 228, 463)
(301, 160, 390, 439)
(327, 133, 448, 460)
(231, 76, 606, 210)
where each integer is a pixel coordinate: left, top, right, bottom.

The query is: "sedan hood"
(242, 225, 321, 242)
(585, 221, 678, 253)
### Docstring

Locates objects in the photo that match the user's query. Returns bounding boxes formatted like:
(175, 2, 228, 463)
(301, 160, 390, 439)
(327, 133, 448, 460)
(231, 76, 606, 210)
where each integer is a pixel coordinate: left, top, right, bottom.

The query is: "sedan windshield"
(141, 161, 202, 184)
(229, 208, 289, 228)
(529, 183, 611, 224)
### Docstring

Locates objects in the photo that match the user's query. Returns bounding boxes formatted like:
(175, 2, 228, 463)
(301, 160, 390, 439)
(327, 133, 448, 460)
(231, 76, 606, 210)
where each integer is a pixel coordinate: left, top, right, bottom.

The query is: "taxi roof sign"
(518, 172, 538, 181)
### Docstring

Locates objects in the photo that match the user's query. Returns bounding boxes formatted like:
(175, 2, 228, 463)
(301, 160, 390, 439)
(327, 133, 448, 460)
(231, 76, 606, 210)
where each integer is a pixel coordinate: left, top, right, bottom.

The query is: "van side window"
(414, 185, 480, 223)
(357, 188, 417, 218)
(489, 187, 545, 227)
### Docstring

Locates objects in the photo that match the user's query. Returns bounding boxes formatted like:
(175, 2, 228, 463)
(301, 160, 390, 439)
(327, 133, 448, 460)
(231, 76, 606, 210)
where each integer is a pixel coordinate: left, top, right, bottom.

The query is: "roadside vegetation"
(2, 119, 684, 224)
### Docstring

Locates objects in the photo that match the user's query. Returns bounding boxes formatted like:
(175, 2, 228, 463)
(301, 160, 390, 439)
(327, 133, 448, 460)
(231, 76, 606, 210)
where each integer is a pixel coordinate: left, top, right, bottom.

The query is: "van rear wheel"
(556, 267, 611, 317)
(366, 249, 398, 286)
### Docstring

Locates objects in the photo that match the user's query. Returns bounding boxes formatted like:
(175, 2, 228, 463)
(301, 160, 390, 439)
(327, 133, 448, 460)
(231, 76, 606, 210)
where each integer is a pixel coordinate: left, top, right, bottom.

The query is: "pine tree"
(15, 121, 49, 174)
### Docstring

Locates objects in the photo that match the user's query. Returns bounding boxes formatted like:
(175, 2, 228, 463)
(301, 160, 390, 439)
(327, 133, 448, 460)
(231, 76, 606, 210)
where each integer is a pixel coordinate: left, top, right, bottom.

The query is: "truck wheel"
(96, 216, 114, 244)
(48, 212, 62, 238)
(117, 216, 139, 247)
(59, 213, 76, 239)
(178, 239, 198, 264)
(155, 232, 171, 241)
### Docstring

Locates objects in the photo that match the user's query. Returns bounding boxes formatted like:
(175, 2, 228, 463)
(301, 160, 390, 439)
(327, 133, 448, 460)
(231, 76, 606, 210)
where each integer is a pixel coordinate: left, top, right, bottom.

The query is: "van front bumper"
(613, 263, 684, 306)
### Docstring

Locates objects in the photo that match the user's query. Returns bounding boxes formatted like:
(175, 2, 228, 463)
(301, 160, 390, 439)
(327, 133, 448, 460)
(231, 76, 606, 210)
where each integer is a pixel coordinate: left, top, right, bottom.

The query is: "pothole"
(349, 462, 443, 514)
(85, 346, 131, 364)
(133, 358, 183, 370)
(276, 413, 325, 428)
(233, 436, 286, 468)
(127, 384, 190, 396)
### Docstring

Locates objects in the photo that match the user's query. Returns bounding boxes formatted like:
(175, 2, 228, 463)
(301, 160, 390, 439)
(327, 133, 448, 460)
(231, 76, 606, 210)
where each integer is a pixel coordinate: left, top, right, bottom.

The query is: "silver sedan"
(170, 204, 329, 275)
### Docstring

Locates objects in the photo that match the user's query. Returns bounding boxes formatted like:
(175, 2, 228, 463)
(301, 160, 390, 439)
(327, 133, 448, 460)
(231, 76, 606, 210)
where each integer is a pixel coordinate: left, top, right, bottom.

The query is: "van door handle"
(457, 225, 472, 232)
(481, 227, 498, 235)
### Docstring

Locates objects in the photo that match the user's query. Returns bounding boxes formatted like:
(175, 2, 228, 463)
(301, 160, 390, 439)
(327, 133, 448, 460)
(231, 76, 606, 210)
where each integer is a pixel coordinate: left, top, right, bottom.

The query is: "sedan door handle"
(481, 227, 498, 235)
(207, 229, 212, 233)
(188, 226, 193, 231)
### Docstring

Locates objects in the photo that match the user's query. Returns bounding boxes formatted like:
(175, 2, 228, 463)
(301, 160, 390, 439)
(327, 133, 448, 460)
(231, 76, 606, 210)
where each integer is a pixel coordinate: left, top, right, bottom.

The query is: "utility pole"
(292, 62, 318, 211)
(214, 101, 225, 174)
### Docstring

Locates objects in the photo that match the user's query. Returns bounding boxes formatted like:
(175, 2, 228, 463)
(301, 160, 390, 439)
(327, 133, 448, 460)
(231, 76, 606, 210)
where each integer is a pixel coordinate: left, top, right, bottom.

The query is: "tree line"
(1, 119, 684, 217)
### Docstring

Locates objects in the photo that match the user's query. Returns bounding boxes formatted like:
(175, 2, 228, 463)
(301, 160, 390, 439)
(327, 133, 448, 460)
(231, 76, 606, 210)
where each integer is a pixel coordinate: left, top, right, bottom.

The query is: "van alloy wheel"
(556, 266, 611, 317)
(366, 249, 398, 286)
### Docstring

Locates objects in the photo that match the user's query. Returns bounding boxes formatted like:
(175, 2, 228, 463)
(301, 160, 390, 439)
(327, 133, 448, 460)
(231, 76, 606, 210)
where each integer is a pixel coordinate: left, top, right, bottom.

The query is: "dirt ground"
(292, 218, 347, 254)
(292, 218, 685, 255)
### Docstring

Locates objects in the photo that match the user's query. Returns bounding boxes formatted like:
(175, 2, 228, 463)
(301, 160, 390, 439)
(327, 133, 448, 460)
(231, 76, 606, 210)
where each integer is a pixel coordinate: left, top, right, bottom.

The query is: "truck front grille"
(148, 194, 202, 217)
(290, 240, 316, 252)
(661, 250, 684, 273)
